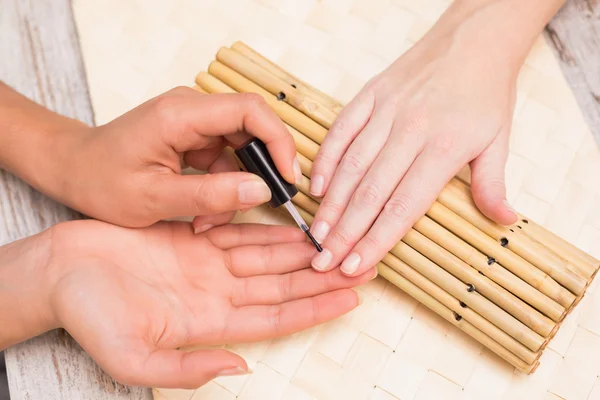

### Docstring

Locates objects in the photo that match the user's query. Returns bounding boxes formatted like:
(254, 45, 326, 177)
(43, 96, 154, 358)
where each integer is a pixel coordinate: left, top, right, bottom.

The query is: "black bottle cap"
(234, 138, 298, 208)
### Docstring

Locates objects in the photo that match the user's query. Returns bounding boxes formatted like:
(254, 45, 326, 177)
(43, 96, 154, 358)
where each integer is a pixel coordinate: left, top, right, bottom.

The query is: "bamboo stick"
(520, 222, 599, 280)
(402, 228, 556, 337)
(379, 258, 540, 367)
(437, 186, 587, 295)
(297, 153, 312, 177)
(207, 61, 328, 144)
(230, 41, 344, 114)
(379, 263, 538, 373)
(292, 191, 320, 215)
(389, 241, 545, 351)
(413, 216, 565, 322)
(217, 47, 336, 129)
(448, 178, 599, 279)
(427, 202, 576, 308)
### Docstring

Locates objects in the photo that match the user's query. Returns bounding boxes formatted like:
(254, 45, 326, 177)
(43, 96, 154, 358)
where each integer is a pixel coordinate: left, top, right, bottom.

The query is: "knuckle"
(193, 179, 217, 213)
(383, 193, 413, 219)
(310, 297, 321, 325)
(267, 305, 283, 333)
(240, 92, 267, 109)
(314, 149, 336, 166)
(352, 181, 382, 208)
(330, 227, 355, 248)
(323, 269, 335, 290)
(168, 85, 194, 96)
(320, 199, 344, 216)
(430, 136, 456, 157)
(151, 94, 180, 126)
(330, 118, 348, 137)
(360, 234, 383, 252)
(340, 154, 367, 176)
(278, 274, 293, 302)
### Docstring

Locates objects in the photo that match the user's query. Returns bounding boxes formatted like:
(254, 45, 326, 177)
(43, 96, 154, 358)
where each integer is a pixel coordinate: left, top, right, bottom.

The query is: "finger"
(470, 131, 517, 225)
(190, 150, 241, 232)
(231, 267, 376, 306)
(156, 172, 271, 218)
(204, 223, 306, 249)
(192, 212, 237, 234)
(341, 143, 463, 276)
(227, 241, 316, 277)
(310, 113, 392, 246)
(152, 88, 298, 184)
(224, 289, 358, 342)
(126, 348, 248, 389)
(310, 89, 375, 196)
(183, 145, 226, 171)
(312, 128, 423, 272)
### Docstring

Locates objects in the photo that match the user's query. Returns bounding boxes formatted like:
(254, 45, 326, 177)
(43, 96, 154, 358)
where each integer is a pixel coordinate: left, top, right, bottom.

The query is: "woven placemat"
(72, 1, 600, 399)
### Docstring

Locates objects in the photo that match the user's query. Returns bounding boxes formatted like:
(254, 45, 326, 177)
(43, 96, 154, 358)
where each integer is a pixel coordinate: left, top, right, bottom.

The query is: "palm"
(50, 220, 374, 388)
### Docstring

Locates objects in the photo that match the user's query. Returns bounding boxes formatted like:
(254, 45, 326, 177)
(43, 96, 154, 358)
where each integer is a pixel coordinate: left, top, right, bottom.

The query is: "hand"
(45, 221, 375, 388)
(45, 87, 302, 230)
(308, 6, 524, 276)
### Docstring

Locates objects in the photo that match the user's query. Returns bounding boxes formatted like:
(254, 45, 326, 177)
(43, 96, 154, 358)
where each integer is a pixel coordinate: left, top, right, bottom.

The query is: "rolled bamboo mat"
(192, 41, 599, 376)
(72, 1, 600, 398)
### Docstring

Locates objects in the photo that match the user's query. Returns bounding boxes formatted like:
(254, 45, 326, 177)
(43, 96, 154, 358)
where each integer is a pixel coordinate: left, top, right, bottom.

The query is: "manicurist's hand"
(0, 84, 301, 232)
(1, 221, 375, 389)
(308, 0, 565, 276)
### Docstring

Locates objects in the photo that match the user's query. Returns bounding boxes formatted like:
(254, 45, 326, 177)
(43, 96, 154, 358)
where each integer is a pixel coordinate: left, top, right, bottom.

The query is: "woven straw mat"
(72, 1, 600, 399)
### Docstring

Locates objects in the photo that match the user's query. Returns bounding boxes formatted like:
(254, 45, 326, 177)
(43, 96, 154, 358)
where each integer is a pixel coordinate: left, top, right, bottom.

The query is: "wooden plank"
(0, 0, 151, 398)
(546, 0, 600, 147)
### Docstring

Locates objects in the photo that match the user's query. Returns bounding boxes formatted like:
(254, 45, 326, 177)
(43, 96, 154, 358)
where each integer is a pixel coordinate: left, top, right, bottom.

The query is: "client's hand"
(47, 221, 374, 388)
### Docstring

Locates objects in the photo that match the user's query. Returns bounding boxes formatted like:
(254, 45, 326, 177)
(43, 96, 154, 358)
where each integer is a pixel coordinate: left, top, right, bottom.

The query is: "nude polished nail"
(237, 179, 271, 206)
(216, 366, 251, 377)
(311, 220, 330, 242)
(341, 253, 361, 275)
(312, 249, 332, 271)
(310, 175, 325, 196)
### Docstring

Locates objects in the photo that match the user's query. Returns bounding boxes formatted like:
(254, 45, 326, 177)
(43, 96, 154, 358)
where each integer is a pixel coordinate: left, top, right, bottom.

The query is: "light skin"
(0, 83, 303, 232)
(309, 0, 566, 276)
(0, 220, 374, 389)
(0, 83, 377, 388)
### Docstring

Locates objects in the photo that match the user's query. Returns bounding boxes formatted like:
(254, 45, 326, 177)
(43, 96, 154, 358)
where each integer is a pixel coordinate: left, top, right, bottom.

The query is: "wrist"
(26, 121, 94, 206)
(414, 0, 564, 77)
(0, 83, 94, 207)
(0, 228, 59, 349)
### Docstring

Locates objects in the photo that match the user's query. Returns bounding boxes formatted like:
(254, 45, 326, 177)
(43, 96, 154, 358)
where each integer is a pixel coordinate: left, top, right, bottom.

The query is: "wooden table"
(0, 0, 598, 399)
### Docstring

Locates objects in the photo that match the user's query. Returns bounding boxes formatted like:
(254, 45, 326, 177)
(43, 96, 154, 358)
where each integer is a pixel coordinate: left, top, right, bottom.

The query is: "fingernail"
(194, 224, 214, 234)
(311, 220, 330, 242)
(238, 179, 271, 206)
(371, 268, 379, 280)
(293, 157, 303, 184)
(503, 200, 518, 217)
(217, 366, 252, 377)
(312, 248, 332, 271)
(341, 253, 361, 275)
(310, 175, 324, 196)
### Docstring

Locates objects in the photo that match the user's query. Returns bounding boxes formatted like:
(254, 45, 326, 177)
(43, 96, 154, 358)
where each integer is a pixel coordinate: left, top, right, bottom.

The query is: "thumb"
(157, 172, 271, 219)
(141, 348, 248, 389)
(469, 132, 518, 226)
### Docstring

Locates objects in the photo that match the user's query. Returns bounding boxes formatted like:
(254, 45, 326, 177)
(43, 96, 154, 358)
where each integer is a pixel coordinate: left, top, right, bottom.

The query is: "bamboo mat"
(72, 1, 600, 399)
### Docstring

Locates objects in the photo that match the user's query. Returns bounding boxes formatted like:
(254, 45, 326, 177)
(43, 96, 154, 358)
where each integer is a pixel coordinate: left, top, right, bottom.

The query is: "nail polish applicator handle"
(234, 138, 322, 252)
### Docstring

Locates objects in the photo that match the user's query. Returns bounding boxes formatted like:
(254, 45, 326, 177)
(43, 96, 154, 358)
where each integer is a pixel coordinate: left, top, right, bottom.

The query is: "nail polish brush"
(235, 138, 322, 252)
